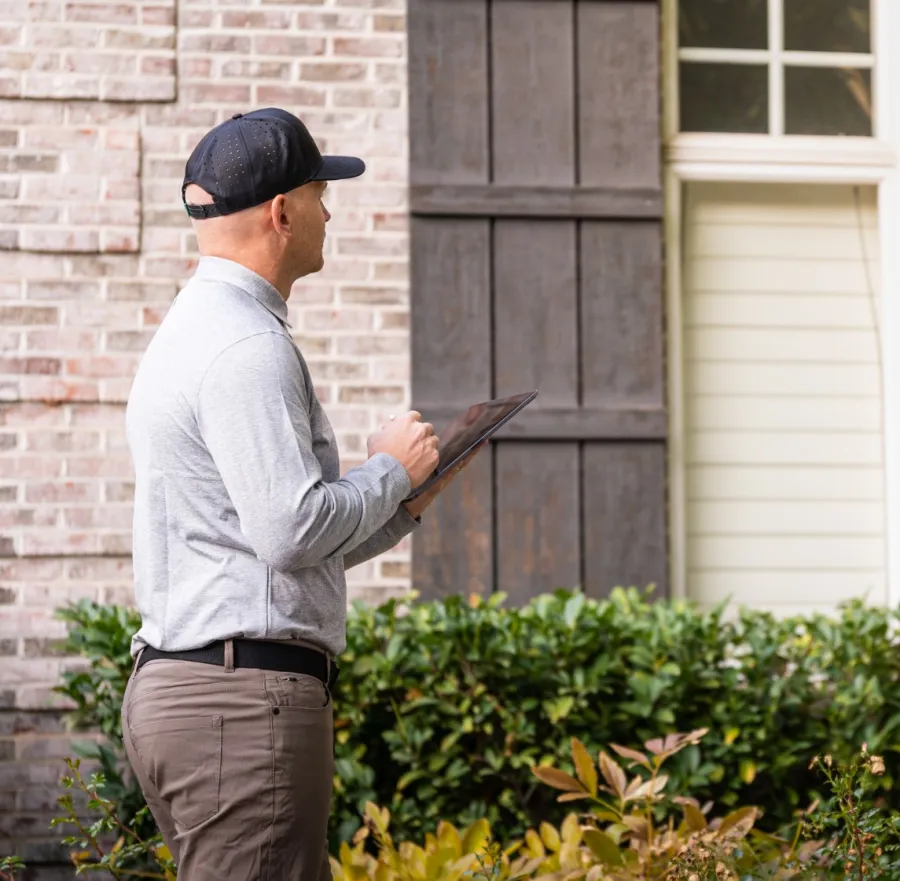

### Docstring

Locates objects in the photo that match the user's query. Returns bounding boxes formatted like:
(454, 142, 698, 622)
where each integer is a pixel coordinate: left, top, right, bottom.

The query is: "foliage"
(51, 757, 175, 879)
(0, 856, 24, 881)
(331, 729, 825, 881)
(52, 589, 900, 850)
(803, 747, 900, 880)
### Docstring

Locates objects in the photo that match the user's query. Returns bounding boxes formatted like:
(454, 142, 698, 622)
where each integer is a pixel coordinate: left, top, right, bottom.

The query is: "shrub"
(333, 729, 821, 881)
(54, 588, 900, 851)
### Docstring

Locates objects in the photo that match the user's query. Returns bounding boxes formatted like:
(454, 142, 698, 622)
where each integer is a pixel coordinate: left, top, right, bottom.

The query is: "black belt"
(136, 639, 339, 690)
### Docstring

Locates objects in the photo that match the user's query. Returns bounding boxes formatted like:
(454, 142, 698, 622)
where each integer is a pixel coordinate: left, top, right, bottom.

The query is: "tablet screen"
(435, 391, 536, 473)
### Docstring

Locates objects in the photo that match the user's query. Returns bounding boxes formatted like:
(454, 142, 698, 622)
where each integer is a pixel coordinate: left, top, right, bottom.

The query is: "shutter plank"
(583, 443, 668, 597)
(497, 443, 581, 602)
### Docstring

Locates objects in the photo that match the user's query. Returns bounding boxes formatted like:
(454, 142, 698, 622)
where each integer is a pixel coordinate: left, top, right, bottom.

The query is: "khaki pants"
(121, 643, 333, 881)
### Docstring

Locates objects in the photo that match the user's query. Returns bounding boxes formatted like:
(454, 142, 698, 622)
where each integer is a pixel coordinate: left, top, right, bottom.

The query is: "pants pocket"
(129, 715, 223, 830)
(273, 674, 330, 710)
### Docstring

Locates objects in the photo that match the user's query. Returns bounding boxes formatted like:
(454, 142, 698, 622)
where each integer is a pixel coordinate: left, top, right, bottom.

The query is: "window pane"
(783, 0, 870, 53)
(679, 63, 768, 133)
(679, 0, 768, 50)
(785, 67, 872, 135)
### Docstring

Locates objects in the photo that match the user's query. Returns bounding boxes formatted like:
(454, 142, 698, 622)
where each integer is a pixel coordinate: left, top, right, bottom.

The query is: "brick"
(333, 37, 402, 58)
(22, 638, 66, 659)
(254, 35, 326, 56)
(380, 311, 409, 330)
(0, 487, 15, 503)
(0, 456, 64, 478)
(142, 4, 175, 25)
(25, 330, 99, 352)
(181, 56, 212, 77)
(374, 13, 404, 32)
(24, 482, 97, 504)
(219, 58, 291, 80)
(25, 431, 99, 453)
(381, 560, 410, 578)
(0, 588, 15, 604)
(304, 62, 369, 83)
(24, 281, 100, 301)
(63, 52, 136, 75)
(0, 306, 57, 326)
(304, 309, 374, 332)
(0, 358, 60, 375)
(338, 385, 404, 404)
(105, 330, 154, 351)
(103, 481, 134, 502)
(221, 10, 293, 28)
(254, 84, 327, 106)
(140, 55, 176, 76)
(0, 204, 60, 223)
(66, 355, 135, 377)
(103, 27, 175, 49)
(337, 334, 406, 356)
(0, 640, 14, 656)
(179, 33, 251, 53)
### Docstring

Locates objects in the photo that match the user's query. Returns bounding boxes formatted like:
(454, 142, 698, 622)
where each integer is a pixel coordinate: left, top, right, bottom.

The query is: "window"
(678, 0, 873, 136)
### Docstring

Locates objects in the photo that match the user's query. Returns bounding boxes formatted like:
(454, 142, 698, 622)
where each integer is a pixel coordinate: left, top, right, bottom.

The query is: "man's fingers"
(407, 410, 422, 422)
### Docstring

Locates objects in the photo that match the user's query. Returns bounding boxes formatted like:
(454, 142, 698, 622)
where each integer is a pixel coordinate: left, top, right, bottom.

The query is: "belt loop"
(224, 639, 235, 673)
(325, 651, 331, 687)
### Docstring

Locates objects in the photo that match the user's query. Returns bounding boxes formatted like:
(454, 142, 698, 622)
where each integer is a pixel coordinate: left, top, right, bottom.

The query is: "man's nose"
(323, 205, 331, 222)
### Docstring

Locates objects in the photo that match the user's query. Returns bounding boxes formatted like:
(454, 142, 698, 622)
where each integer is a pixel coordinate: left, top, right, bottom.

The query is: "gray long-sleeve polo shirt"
(125, 256, 418, 658)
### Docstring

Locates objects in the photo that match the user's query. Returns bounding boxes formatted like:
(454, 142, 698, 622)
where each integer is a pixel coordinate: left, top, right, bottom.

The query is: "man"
(121, 108, 473, 881)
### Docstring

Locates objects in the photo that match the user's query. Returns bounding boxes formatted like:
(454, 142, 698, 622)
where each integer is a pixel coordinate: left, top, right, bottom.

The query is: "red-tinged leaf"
(624, 775, 644, 798)
(571, 738, 598, 795)
(632, 774, 668, 800)
(621, 814, 650, 839)
(610, 744, 651, 769)
(532, 765, 583, 793)
(644, 737, 665, 756)
(598, 751, 627, 798)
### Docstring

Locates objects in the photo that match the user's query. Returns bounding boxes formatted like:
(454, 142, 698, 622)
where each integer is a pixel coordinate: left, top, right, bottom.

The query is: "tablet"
(404, 390, 539, 501)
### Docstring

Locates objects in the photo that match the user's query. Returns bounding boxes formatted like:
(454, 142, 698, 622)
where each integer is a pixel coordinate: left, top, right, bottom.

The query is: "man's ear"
(271, 194, 290, 235)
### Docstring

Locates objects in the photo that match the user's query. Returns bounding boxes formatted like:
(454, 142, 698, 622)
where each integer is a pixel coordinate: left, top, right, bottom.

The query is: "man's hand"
(367, 411, 439, 488)
(402, 440, 487, 520)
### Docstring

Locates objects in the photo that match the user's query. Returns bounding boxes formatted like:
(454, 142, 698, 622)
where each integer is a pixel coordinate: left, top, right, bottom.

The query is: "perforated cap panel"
(181, 107, 365, 219)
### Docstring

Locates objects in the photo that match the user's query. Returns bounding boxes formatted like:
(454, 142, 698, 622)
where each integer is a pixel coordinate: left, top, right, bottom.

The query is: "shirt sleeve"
(343, 505, 421, 570)
(196, 331, 412, 572)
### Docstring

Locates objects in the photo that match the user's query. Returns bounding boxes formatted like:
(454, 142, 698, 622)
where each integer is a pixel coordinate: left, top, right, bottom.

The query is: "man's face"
(285, 180, 330, 277)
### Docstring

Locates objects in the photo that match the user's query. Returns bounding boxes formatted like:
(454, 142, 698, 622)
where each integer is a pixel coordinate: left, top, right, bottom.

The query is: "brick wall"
(0, 0, 410, 869)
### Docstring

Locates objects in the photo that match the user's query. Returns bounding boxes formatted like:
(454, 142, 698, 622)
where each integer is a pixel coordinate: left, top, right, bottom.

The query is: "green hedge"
(56, 588, 900, 852)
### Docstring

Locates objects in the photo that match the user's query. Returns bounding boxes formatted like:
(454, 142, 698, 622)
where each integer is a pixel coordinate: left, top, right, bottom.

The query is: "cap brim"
(311, 155, 366, 181)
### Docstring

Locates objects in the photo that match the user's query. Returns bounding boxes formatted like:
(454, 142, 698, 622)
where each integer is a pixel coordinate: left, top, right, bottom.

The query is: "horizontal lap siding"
(683, 182, 886, 613)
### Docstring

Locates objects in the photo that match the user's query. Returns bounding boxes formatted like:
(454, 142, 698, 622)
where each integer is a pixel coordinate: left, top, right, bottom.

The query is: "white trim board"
(661, 0, 900, 608)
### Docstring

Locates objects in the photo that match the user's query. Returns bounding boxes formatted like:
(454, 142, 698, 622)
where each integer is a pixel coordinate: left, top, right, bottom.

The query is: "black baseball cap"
(182, 107, 365, 219)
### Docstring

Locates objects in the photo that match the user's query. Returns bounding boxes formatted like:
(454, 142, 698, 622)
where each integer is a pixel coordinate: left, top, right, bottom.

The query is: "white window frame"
(662, 0, 900, 606)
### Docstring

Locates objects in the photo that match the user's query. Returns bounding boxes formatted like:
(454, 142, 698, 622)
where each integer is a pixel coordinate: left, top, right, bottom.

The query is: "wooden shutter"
(408, 0, 667, 600)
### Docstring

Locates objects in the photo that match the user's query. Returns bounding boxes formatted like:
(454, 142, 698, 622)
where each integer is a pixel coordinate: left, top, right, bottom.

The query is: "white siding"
(682, 182, 886, 614)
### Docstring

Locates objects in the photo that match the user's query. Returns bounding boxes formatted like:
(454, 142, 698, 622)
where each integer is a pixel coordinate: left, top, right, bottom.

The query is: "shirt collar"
(193, 256, 291, 328)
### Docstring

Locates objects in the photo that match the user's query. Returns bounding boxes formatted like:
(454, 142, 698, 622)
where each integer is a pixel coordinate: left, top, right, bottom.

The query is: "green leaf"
(564, 594, 584, 628)
(739, 759, 757, 784)
(582, 829, 624, 866)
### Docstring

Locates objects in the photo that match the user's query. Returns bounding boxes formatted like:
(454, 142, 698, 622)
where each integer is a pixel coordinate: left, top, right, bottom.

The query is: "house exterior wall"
(0, 0, 411, 867)
(682, 181, 886, 614)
